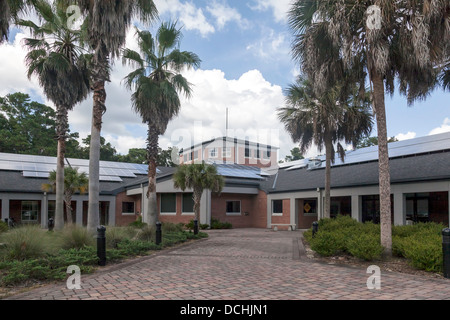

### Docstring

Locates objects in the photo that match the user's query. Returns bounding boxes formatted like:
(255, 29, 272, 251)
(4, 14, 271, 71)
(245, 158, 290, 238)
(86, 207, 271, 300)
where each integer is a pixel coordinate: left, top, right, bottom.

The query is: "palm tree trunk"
(55, 106, 68, 230)
(193, 188, 202, 222)
(371, 70, 392, 256)
(146, 125, 159, 226)
(65, 195, 73, 226)
(324, 137, 332, 219)
(87, 52, 108, 234)
(55, 138, 65, 230)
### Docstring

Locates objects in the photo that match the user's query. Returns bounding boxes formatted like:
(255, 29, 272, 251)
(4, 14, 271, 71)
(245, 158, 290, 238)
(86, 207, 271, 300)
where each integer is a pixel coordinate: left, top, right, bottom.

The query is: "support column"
(290, 197, 296, 229)
(393, 192, 405, 226)
(200, 190, 211, 225)
(108, 199, 116, 226)
(76, 199, 83, 226)
(1, 196, 9, 221)
(351, 195, 361, 222)
(317, 189, 323, 220)
(41, 193, 48, 229)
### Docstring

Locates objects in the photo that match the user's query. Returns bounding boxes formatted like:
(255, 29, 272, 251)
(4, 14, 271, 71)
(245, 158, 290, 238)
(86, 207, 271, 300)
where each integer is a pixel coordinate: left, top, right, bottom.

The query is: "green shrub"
(128, 216, 147, 228)
(0, 221, 8, 233)
(60, 225, 94, 250)
(346, 233, 384, 261)
(162, 222, 184, 233)
(116, 239, 160, 256)
(0, 225, 47, 260)
(135, 225, 156, 242)
(106, 227, 136, 249)
(309, 231, 345, 256)
(210, 218, 232, 229)
(185, 220, 209, 231)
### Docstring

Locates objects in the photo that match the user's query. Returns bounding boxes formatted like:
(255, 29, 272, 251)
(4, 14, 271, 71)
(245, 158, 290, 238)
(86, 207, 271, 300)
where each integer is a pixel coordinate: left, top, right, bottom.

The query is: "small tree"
(173, 163, 224, 223)
(42, 167, 88, 224)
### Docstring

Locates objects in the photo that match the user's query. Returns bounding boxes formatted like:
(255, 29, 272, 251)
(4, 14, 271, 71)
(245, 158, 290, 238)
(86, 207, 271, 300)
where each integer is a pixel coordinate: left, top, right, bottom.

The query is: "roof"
(180, 136, 279, 154)
(262, 146, 450, 194)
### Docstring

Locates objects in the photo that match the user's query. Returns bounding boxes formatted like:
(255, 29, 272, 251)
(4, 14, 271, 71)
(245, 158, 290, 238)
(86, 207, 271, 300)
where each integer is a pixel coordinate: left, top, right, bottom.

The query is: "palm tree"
(173, 162, 224, 224)
(42, 167, 88, 225)
(1, 0, 37, 43)
(289, 0, 449, 255)
(18, 0, 90, 230)
(278, 76, 373, 219)
(59, 0, 158, 233)
(122, 22, 201, 226)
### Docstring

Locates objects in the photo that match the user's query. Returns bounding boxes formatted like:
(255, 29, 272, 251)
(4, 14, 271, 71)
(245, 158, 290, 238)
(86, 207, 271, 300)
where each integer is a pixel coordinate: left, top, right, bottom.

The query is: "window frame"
(181, 193, 195, 215)
(160, 193, 177, 215)
(21, 200, 39, 223)
(209, 147, 218, 159)
(272, 199, 283, 216)
(226, 200, 241, 216)
(122, 201, 135, 216)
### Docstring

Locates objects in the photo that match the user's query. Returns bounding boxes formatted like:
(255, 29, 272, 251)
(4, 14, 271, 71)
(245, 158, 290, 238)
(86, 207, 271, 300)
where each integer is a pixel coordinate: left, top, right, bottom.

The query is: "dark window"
(226, 201, 241, 214)
(272, 200, 283, 214)
(194, 150, 199, 159)
(122, 202, 135, 214)
(303, 199, 317, 215)
(161, 193, 177, 213)
(182, 193, 195, 213)
(245, 140, 250, 157)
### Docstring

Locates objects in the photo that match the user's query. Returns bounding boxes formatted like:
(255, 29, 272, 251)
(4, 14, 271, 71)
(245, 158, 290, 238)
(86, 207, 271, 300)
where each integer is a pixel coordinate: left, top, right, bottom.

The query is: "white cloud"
(250, 0, 292, 23)
(206, 1, 249, 30)
(428, 118, 450, 136)
(246, 28, 290, 61)
(154, 0, 215, 37)
(395, 131, 417, 141)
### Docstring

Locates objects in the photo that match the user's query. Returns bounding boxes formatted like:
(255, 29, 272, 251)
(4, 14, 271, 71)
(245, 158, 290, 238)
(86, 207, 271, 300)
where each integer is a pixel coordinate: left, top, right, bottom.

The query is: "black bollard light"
(193, 219, 199, 235)
(48, 218, 54, 231)
(97, 226, 106, 266)
(156, 221, 162, 245)
(442, 228, 450, 279)
(312, 221, 319, 238)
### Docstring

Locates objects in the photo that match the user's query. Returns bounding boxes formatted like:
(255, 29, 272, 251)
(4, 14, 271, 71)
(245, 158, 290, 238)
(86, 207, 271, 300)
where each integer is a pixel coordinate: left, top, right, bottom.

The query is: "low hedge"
(305, 216, 446, 272)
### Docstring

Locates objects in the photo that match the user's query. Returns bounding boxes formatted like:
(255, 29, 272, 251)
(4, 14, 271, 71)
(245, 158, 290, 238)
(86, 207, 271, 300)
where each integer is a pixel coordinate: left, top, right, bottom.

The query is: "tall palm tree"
(18, 0, 90, 230)
(1, 0, 37, 43)
(289, 0, 449, 255)
(42, 166, 88, 224)
(59, 0, 158, 233)
(278, 76, 373, 219)
(173, 162, 224, 224)
(122, 22, 201, 226)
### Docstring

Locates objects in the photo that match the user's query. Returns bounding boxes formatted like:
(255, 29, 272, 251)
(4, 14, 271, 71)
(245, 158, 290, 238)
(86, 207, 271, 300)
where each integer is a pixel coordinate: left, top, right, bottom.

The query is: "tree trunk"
(323, 137, 332, 219)
(87, 51, 108, 234)
(193, 188, 202, 222)
(146, 125, 159, 226)
(65, 194, 73, 226)
(371, 70, 392, 256)
(54, 106, 68, 230)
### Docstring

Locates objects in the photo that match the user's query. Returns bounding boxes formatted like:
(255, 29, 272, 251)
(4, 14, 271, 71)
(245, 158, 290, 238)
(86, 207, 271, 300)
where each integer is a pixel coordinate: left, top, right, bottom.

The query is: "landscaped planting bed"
(303, 215, 445, 274)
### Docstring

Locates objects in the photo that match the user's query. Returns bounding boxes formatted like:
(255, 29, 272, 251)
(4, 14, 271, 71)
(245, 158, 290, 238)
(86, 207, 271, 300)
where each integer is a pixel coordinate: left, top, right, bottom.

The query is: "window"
(303, 199, 317, 216)
(21, 201, 39, 222)
(255, 148, 260, 159)
(223, 147, 231, 158)
(182, 193, 195, 214)
(272, 200, 283, 215)
(226, 200, 241, 215)
(189, 152, 193, 161)
(160, 193, 177, 214)
(209, 148, 218, 158)
(264, 146, 271, 159)
(245, 140, 250, 158)
(48, 200, 55, 220)
(122, 201, 135, 215)
(183, 154, 188, 162)
(194, 150, 199, 160)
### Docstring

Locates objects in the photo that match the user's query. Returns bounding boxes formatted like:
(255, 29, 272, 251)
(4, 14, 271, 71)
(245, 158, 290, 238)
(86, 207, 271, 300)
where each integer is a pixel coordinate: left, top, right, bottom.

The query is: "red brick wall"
(211, 191, 268, 228)
(115, 192, 141, 226)
(158, 193, 195, 225)
(271, 199, 291, 230)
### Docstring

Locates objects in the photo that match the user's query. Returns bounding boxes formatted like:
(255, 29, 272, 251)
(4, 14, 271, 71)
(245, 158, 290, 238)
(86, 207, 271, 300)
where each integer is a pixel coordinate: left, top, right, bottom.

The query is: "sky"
(0, 0, 449, 161)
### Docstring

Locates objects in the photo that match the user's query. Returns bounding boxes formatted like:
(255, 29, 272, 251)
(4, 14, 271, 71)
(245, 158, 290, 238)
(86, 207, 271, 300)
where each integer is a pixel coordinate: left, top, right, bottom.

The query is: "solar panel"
(99, 175, 123, 182)
(23, 171, 50, 178)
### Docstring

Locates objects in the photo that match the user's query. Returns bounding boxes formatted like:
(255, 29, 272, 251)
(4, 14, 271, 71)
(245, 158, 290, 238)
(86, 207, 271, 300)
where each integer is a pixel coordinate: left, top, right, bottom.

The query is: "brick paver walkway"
(5, 228, 450, 300)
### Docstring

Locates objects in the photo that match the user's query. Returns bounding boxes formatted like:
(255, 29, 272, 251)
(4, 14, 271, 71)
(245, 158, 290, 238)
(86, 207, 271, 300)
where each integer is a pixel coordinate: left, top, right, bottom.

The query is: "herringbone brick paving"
(5, 228, 450, 300)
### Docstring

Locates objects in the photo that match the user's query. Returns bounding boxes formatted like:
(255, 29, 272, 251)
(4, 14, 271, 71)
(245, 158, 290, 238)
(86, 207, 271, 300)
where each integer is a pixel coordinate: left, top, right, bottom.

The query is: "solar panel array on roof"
(281, 132, 450, 171)
(0, 152, 151, 182)
(215, 164, 263, 180)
